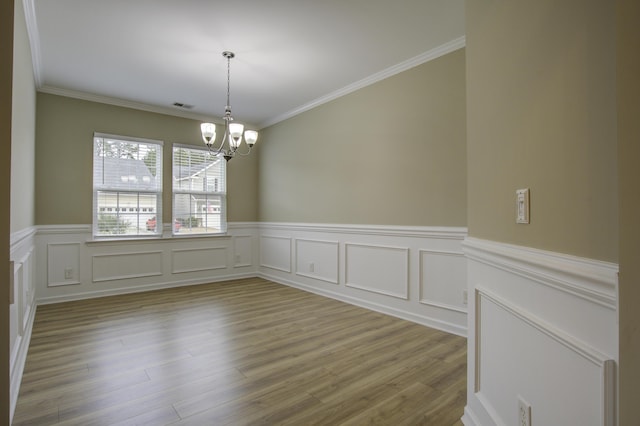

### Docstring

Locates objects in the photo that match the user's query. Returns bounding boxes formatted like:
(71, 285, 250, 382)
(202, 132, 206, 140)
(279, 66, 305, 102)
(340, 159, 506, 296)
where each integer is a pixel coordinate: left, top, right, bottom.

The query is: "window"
(93, 133, 163, 237)
(173, 145, 226, 235)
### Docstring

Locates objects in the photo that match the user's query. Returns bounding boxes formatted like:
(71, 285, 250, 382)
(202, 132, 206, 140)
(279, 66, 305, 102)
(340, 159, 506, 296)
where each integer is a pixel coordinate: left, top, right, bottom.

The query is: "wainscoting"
(11, 223, 620, 425)
(462, 237, 618, 426)
(9, 226, 37, 421)
(35, 223, 259, 304)
(34, 222, 468, 336)
(258, 223, 468, 337)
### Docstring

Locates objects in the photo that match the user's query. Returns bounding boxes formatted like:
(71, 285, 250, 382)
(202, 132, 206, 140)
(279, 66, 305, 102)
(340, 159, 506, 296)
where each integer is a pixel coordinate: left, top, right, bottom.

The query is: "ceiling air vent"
(172, 102, 194, 109)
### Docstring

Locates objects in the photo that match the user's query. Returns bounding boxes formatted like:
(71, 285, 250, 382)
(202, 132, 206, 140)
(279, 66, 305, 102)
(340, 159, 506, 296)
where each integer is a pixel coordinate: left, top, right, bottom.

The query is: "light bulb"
(244, 130, 258, 147)
(229, 123, 244, 148)
(200, 123, 216, 145)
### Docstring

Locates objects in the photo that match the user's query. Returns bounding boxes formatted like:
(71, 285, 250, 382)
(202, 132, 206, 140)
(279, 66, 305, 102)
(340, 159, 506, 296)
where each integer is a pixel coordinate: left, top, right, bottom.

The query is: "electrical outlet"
(64, 268, 73, 280)
(235, 254, 241, 263)
(518, 396, 531, 426)
(462, 289, 468, 305)
(309, 262, 315, 273)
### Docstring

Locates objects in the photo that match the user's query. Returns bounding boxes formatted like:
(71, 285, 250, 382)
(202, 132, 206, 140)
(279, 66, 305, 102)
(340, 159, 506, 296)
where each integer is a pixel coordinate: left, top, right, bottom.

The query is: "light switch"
(516, 188, 530, 224)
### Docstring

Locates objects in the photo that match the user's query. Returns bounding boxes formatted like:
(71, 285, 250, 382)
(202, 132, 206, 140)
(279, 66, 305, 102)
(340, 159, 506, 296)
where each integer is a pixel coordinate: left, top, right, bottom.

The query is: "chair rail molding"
(462, 237, 617, 309)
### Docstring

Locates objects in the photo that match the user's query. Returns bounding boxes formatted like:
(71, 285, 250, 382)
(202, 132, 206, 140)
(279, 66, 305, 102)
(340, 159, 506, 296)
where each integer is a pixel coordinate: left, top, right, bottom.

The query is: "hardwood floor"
(13, 277, 467, 425)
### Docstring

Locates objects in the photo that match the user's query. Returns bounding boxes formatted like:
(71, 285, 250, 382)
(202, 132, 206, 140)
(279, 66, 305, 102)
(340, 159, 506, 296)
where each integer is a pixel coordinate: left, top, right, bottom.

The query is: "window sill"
(86, 233, 231, 246)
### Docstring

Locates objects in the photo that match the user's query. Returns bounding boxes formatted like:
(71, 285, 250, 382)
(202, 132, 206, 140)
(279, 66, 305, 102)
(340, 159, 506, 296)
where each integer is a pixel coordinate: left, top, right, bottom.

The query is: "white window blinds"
(93, 133, 163, 237)
(172, 145, 226, 234)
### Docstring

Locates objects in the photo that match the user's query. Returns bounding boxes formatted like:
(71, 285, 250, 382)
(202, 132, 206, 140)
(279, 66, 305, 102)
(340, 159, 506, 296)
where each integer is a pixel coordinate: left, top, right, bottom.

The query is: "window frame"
(92, 133, 164, 239)
(172, 144, 227, 236)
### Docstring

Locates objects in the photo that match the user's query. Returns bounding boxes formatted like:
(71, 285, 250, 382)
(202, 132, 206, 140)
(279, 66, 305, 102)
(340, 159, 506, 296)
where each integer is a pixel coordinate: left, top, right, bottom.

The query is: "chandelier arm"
(205, 127, 228, 157)
(232, 144, 253, 156)
(206, 143, 224, 156)
(206, 134, 225, 156)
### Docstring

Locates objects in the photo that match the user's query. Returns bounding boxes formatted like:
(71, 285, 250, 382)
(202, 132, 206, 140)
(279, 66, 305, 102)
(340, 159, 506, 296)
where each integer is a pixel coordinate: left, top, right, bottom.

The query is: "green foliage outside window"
(97, 214, 131, 235)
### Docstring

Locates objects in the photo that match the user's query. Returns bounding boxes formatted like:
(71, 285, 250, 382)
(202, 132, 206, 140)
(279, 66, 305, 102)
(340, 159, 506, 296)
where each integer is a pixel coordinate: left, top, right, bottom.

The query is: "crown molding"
(37, 85, 222, 123)
(22, 0, 43, 87)
(258, 36, 466, 129)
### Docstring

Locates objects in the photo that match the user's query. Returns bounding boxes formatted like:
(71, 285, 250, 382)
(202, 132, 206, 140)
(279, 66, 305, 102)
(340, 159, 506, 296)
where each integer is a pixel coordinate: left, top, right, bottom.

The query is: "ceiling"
(27, 0, 465, 129)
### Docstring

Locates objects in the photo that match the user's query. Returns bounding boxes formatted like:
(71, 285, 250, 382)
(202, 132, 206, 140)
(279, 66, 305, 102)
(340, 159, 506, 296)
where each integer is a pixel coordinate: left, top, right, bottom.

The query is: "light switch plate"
(518, 395, 532, 426)
(516, 188, 530, 224)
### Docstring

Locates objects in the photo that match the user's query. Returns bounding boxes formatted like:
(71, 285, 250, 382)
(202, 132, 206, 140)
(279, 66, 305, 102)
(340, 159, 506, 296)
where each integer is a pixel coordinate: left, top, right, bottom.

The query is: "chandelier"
(200, 51, 258, 161)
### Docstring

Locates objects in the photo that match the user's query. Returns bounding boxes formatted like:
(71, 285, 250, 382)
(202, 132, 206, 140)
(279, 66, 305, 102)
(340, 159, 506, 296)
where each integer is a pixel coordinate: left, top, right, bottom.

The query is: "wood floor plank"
(280, 358, 443, 426)
(16, 368, 150, 406)
(13, 278, 467, 425)
(53, 367, 247, 425)
(109, 406, 181, 426)
(172, 364, 331, 420)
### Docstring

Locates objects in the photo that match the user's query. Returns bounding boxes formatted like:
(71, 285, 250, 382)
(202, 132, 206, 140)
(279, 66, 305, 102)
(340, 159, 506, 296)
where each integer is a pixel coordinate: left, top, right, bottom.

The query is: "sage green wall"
(258, 49, 466, 226)
(465, 0, 618, 262)
(35, 93, 258, 225)
(617, 0, 640, 422)
(11, 0, 36, 233)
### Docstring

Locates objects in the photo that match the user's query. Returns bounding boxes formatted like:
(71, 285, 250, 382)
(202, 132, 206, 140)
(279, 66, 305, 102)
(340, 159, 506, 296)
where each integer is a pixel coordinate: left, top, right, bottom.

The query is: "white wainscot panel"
(21, 251, 35, 309)
(13, 262, 24, 335)
(476, 288, 615, 426)
(92, 251, 163, 282)
(420, 249, 467, 313)
(172, 247, 227, 274)
(260, 235, 292, 273)
(47, 242, 81, 287)
(234, 235, 253, 268)
(15, 251, 34, 335)
(9, 229, 37, 424)
(345, 243, 409, 299)
(295, 239, 339, 284)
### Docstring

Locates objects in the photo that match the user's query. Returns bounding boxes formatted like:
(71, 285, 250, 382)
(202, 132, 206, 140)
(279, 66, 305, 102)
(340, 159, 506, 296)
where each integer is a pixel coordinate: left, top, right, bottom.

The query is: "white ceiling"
(27, 0, 465, 129)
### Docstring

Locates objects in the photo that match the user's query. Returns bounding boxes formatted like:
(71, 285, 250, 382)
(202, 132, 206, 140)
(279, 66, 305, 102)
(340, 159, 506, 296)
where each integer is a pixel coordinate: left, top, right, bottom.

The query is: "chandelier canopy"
(200, 51, 258, 161)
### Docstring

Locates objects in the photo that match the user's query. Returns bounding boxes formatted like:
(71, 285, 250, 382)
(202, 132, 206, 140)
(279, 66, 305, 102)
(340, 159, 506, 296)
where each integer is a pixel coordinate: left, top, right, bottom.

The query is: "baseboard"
(36, 272, 258, 305)
(461, 404, 484, 426)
